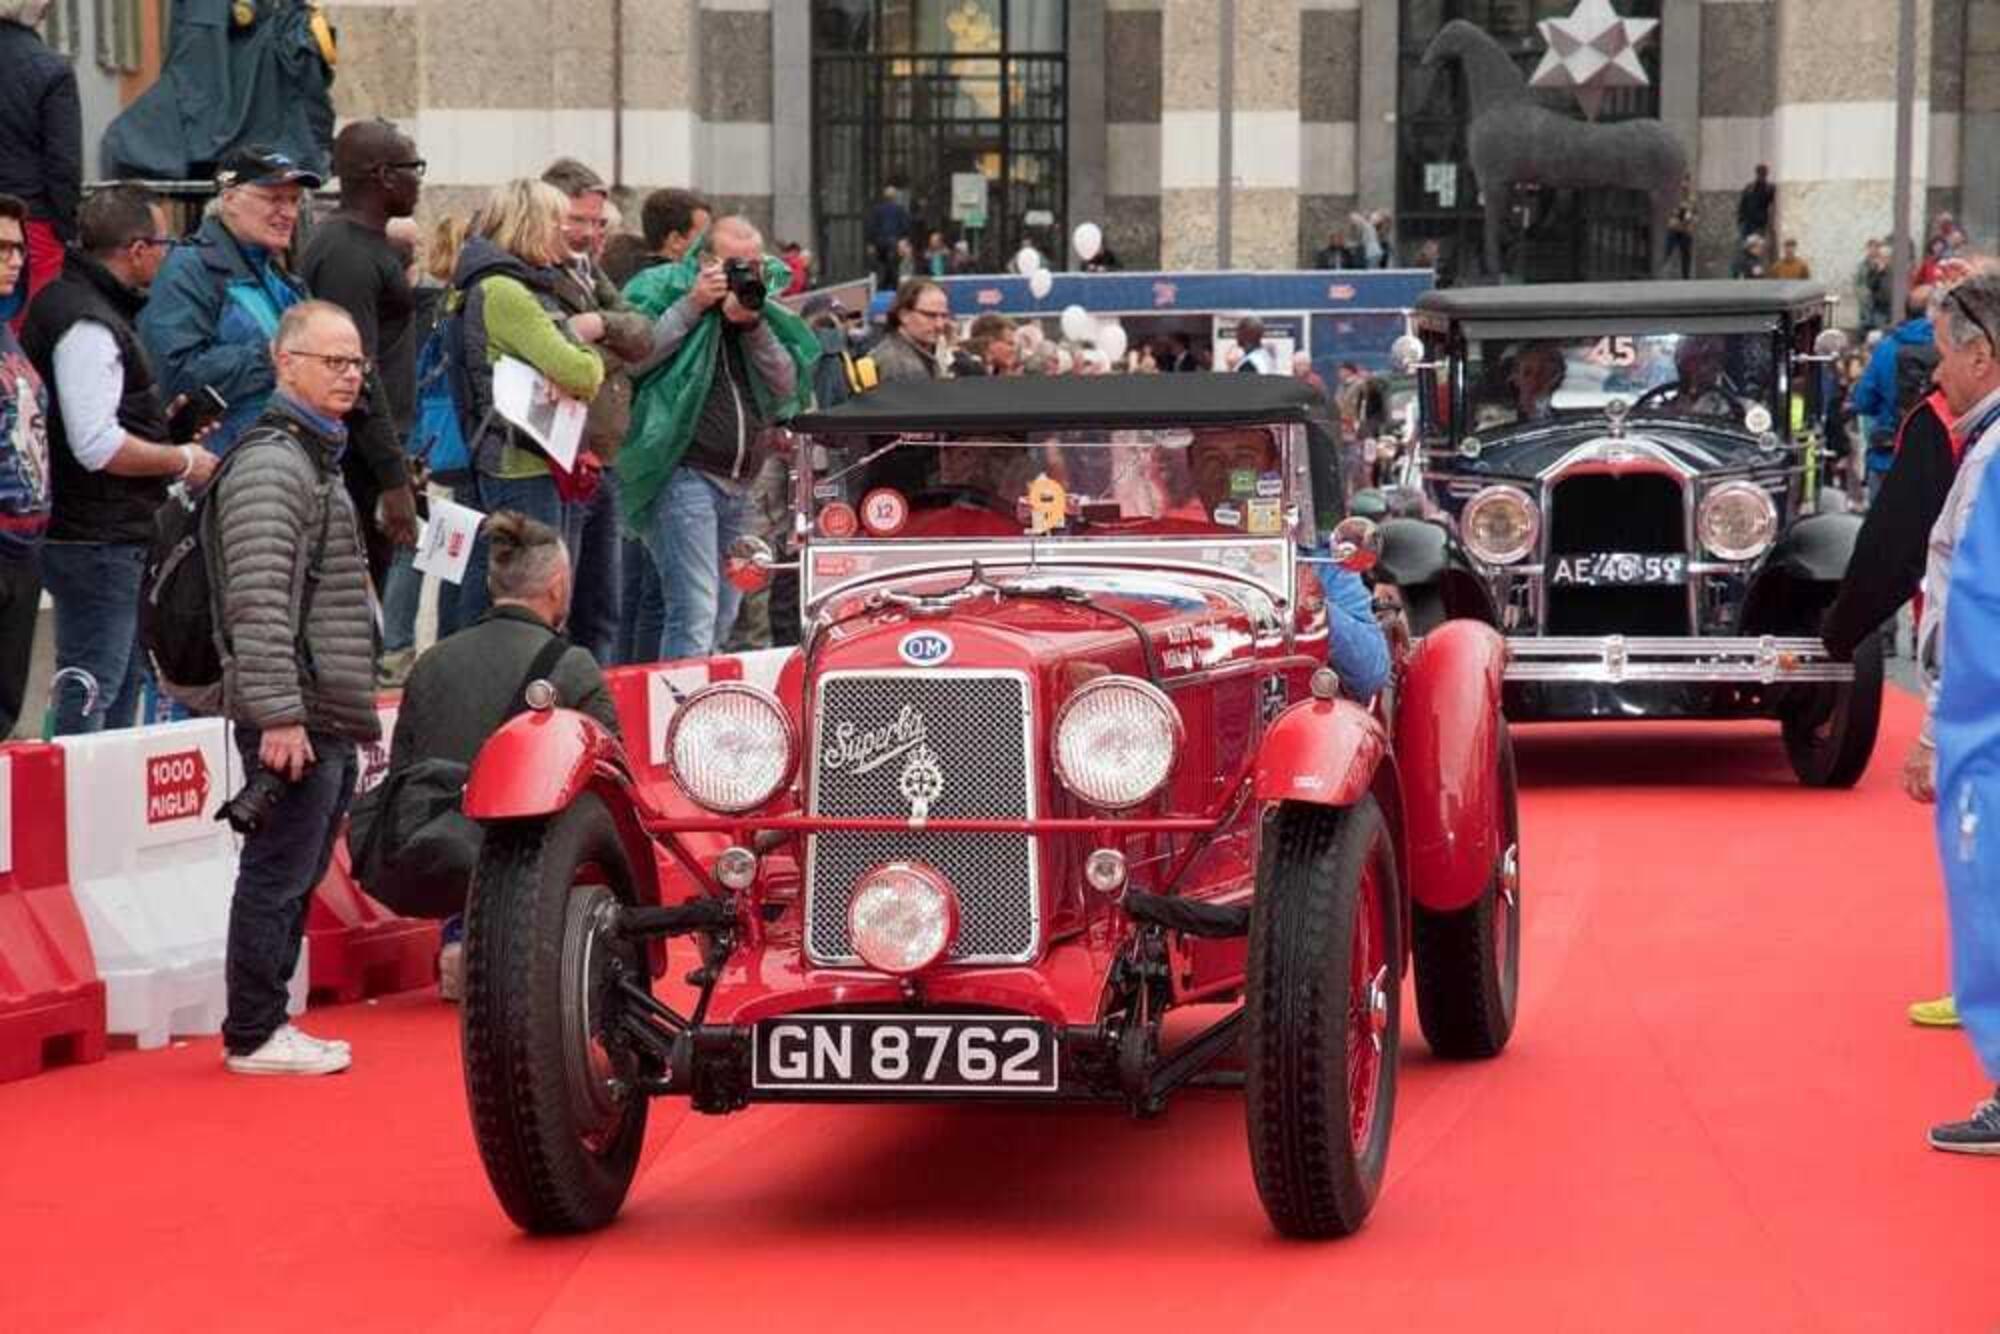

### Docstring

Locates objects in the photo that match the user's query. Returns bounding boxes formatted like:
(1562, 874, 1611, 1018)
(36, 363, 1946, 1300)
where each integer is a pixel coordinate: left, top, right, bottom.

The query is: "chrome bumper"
(1504, 636, 1854, 685)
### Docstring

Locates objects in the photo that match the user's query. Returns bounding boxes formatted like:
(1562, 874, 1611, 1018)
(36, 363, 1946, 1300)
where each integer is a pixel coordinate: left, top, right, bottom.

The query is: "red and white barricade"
(0, 744, 107, 1082)
(59, 719, 307, 1048)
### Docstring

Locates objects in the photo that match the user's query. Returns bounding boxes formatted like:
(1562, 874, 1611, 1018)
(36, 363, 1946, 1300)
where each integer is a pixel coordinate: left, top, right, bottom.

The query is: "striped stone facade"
(318, 0, 1994, 282)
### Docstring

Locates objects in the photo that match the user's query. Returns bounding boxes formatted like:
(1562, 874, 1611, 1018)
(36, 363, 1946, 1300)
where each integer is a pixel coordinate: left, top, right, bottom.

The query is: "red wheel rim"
(1346, 846, 1390, 1155)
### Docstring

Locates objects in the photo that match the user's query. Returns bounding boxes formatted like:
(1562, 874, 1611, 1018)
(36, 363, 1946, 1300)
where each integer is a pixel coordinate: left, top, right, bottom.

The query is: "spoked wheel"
(461, 792, 651, 1233)
(1782, 632, 1884, 788)
(1413, 721, 1521, 1059)
(1246, 797, 1401, 1239)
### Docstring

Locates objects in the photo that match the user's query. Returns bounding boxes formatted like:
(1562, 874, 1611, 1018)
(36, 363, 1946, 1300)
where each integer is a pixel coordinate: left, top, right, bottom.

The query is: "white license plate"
(751, 1014, 1058, 1093)
(1548, 552, 1689, 587)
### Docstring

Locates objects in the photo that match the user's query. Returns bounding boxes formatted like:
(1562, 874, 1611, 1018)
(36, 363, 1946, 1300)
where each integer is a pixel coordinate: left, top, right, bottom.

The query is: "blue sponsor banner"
(884, 268, 1433, 371)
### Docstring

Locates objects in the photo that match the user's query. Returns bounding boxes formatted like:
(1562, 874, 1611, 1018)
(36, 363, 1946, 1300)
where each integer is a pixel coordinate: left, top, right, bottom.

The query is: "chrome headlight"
(666, 683, 796, 813)
(1698, 482, 1779, 561)
(1460, 485, 1540, 565)
(848, 862, 959, 975)
(1053, 676, 1182, 810)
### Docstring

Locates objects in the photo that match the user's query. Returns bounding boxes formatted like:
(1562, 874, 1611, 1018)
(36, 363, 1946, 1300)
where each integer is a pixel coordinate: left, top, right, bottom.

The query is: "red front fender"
(1396, 619, 1508, 913)
(1253, 696, 1387, 807)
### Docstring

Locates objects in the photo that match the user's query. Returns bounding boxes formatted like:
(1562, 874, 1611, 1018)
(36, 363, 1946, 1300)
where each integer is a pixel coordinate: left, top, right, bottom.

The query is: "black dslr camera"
(723, 257, 767, 312)
(219, 768, 291, 835)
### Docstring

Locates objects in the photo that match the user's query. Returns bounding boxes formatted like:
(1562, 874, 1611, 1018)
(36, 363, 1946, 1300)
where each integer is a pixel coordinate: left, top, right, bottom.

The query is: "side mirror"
(1329, 515, 1382, 573)
(1795, 327, 1850, 365)
(724, 534, 777, 594)
(1389, 334, 1432, 375)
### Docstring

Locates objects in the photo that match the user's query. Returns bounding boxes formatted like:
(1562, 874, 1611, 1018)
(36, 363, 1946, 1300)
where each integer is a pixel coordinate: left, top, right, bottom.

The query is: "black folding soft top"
(793, 373, 1333, 434)
(1415, 279, 1829, 322)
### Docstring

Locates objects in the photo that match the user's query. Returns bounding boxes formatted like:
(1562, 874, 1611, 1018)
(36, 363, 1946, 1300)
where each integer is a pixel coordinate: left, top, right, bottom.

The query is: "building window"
(813, 0, 1068, 284)
(41, 0, 84, 58)
(1397, 0, 1663, 283)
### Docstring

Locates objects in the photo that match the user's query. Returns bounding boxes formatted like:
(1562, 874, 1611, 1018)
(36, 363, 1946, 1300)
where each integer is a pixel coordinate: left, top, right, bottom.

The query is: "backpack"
(408, 298, 491, 482)
(810, 329, 877, 409)
(1894, 337, 1941, 425)
(0, 352, 52, 560)
(345, 632, 572, 918)
(140, 437, 331, 709)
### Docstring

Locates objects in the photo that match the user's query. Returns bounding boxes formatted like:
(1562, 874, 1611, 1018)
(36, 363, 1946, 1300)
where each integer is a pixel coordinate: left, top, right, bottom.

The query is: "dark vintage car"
(454, 377, 1520, 1241)
(1377, 280, 1878, 787)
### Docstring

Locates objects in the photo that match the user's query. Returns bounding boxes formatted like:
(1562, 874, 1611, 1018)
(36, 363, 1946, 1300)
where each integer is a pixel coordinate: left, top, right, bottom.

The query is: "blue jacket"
(1850, 317, 1932, 441)
(137, 215, 305, 454)
(1317, 562, 1391, 700)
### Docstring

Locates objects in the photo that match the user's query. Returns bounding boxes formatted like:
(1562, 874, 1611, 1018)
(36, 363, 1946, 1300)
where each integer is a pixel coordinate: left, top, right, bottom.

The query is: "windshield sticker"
(1229, 469, 1258, 497)
(898, 630, 954, 667)
(1024, 474, 1068, 534)
(861, 488, 909, 536)
(1256, 472, 1284, 498)
(817, 502, 859, 539)
(1213, 503, 1242, 528)
(1246, 499, 1283, 535)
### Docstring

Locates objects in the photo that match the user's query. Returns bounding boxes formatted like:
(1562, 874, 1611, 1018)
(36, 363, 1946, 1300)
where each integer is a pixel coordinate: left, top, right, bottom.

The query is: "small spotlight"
(714, 845, 758, 891)
(1085, 848, 1128, 894)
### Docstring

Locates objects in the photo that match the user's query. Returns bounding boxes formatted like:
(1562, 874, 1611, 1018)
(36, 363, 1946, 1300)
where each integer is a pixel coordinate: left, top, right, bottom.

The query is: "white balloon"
(1014, 246, 1043, 276)
(1072, 221, 1103, 262)
(1059, 304, 1096, 343)
(1096, 322, 1128, 363)
(1028, 268, 1054, 299)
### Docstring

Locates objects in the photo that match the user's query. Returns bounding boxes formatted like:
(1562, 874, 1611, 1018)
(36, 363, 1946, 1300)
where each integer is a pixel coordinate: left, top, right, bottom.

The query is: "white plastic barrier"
(59, 718, 307, 1048)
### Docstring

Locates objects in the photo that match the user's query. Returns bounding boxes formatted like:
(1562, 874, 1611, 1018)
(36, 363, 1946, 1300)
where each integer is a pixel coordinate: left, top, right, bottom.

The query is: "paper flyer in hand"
(491, 355, 586, 473)
(413, 496, 485, 585)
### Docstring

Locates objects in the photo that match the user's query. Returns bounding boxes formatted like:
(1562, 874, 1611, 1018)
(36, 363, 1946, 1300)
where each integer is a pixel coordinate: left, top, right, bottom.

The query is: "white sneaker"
(438, 941, 464, 1004)
(224, 1024, 353, 1076)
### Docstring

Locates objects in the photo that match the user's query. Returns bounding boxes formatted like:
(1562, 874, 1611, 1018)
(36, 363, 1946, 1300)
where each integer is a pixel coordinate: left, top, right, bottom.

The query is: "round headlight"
(1460, 485, 1540, 565)
(1698, 481, 1778, 561)
(848, 862, 958, 974)
(1053, 676, 1183, 810)
(665, 683, 796, 813)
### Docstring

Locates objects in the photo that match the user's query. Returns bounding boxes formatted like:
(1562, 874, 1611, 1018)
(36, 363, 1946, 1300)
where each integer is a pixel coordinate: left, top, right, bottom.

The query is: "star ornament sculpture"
(1530, 0, 1658, 120)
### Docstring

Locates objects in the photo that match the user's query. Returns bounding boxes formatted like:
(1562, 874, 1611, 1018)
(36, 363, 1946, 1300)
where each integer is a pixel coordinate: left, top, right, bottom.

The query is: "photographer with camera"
(619, 215, 817, 658)
(211, 300, 383, 1077)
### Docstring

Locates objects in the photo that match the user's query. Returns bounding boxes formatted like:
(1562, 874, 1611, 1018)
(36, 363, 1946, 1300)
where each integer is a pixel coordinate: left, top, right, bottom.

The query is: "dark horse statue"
(1422, 20, 1687, 279)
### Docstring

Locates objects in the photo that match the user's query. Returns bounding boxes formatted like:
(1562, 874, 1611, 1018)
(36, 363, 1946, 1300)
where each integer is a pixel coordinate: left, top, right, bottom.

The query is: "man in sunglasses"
(21, 184, 218, 734)
(299, 121, 427, 589)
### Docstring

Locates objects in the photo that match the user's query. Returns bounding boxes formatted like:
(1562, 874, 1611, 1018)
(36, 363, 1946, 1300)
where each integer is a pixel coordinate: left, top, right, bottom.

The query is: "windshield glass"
(803, 426, 1308, 542)
(1465, 331, 1777, 432)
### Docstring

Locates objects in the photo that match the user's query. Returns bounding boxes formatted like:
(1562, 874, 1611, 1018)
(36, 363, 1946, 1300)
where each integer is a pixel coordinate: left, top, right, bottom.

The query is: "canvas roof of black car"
(1414, 279, 1830, 339)
(793, 372, 1335, 434)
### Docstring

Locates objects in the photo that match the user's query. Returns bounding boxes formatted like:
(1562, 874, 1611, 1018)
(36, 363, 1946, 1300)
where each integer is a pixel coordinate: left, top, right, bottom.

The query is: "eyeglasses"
(287, 350, 373, 377)
(911, 305, 952, 319)
(381, 159, 427, 179)
(0, 240, 24, 260)
(240, 186, 304, 215)
(128, 235, 176, 251)
(1949, 287, 1997, 355)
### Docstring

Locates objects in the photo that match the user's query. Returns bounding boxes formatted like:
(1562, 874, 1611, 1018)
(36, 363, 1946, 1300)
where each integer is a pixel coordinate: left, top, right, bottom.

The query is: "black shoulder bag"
(346, 632, 573, 919)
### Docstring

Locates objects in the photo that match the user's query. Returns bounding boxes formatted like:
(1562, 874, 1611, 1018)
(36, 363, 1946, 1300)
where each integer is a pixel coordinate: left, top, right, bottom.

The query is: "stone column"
(1102, 1, 1164, 268)
(1225, 0, 1301, 267)
(695, 0, 776, 234)
(1299, 0, 1361, 264)
(771, 1, 813, 254)
(1956, 0, 2000, 251)
(1771, 0, 1930, 307)
(1158, 2, 1223, 269)
(1695, 0, 1776, 278)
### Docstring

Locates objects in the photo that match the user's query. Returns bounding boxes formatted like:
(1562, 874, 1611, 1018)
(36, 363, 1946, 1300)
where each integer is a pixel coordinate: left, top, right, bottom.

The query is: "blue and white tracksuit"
(1934, 409, 2000, 1083)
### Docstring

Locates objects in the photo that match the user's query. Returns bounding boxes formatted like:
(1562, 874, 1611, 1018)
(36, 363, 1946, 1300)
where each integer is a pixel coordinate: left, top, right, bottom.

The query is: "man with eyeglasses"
(299, 121, 427, 590)
(138, 147, 414, 564)
(210, 299, 383, 1076)
(21, 185, 219, 735)
(871, 278, 952, 384)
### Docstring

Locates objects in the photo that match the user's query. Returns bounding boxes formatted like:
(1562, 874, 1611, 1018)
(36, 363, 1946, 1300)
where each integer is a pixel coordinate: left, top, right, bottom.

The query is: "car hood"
(1451, 418, 1776, 481)
(810, 565, 1279, 682)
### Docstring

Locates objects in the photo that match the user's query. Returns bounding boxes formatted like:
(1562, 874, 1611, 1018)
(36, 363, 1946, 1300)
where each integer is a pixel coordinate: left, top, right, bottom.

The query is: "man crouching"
(215, 300, 380, 1076)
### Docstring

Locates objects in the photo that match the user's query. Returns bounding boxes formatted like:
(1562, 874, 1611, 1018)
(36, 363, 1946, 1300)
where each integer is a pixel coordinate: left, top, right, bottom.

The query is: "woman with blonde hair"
(441, 178, 607, 630)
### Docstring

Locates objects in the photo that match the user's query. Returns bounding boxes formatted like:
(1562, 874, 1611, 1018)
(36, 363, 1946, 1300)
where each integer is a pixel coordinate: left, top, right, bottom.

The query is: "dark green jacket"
(388, 605, 619, 771)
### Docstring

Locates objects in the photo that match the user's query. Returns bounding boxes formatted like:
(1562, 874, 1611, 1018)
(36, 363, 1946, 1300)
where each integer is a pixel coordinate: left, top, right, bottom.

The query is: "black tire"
(1782, 632, 1884, 788)
(1245, 798, 1402, 1239)
(461, 792, 650, 1233)
(1413, 722, 1521, 1060)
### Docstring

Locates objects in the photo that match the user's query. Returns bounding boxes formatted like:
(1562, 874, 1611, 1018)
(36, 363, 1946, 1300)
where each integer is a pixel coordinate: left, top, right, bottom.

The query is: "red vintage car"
(457, 376, 1519, 1240)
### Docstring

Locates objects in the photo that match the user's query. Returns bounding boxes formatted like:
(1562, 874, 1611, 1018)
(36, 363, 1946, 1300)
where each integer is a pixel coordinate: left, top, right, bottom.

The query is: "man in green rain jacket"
(619, 216, 818, 659)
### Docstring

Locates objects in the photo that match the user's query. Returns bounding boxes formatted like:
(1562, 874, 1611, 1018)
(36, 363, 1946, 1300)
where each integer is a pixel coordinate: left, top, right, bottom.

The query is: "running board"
(1505, 635, 1854, 685)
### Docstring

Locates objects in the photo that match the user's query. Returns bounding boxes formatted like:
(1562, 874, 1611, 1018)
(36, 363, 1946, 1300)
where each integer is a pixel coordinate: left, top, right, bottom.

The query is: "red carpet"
(0, 690, 1992, 1332)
